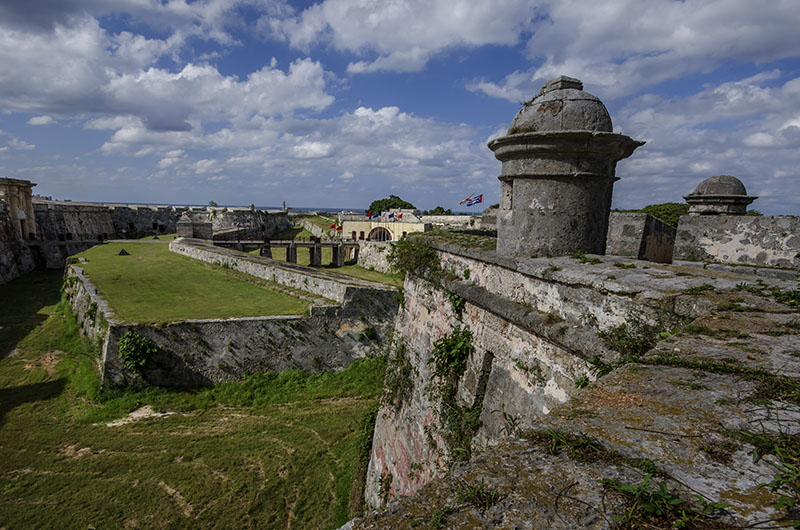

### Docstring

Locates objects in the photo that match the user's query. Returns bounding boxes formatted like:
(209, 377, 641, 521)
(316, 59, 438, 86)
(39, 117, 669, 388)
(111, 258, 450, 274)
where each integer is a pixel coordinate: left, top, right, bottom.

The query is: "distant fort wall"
(0, 191, 289, 284)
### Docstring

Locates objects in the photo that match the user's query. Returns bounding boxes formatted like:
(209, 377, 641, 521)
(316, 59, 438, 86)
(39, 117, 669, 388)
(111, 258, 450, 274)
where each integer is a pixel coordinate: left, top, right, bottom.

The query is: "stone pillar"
(286, 243, 297, 264)
(332, 243, 345, 267)
(260, 240, 273, 258)
(22, 186, 36, 238)
(488, 76, 644, 257)
(310, 243, 322, 266)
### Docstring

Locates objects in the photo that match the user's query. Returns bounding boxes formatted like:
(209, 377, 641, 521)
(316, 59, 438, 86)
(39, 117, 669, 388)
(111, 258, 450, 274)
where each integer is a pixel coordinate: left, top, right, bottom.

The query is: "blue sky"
(0, 0, 799, 214)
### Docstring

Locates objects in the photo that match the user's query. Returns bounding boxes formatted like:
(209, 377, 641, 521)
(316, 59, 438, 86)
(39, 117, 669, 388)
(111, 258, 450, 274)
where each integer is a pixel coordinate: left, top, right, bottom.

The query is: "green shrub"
(387, 237, 441, 279)
(429, 326, 473, 382)
(118, 331, 159, 371)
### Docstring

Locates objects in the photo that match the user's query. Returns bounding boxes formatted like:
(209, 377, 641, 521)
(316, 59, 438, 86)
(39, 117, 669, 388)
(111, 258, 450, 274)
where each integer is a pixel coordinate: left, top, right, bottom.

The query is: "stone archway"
(368, 227, 392, 241)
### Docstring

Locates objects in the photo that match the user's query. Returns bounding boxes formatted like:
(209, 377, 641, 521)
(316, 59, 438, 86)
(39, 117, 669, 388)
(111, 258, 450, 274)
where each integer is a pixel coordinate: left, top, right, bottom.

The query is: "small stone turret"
(684, 175, 757, 215)
(488, 76, 644, 257)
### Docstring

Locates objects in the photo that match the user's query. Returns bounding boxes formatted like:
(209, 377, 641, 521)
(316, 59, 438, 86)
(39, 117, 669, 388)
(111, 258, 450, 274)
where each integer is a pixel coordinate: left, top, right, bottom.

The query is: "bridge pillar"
(310, 243, 322, 266)
(286, 243, 297, 263)
(332, 243, 345, 267)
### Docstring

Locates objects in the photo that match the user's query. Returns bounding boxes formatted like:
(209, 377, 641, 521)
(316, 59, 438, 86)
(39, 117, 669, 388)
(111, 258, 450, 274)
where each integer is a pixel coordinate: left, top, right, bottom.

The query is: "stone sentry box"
(488, 76, 644, 257)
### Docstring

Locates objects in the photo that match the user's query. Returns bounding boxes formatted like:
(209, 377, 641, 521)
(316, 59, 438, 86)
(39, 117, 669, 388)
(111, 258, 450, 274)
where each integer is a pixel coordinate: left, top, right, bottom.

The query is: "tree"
(616, 202, 688, 228)
(422, 206, 452, 215)
(209, 200, 218, 207)
(367, 195, 416, 214)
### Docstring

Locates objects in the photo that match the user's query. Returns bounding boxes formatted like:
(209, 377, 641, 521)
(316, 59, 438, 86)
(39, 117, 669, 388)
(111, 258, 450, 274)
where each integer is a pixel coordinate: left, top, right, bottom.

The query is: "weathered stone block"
(606, 212, 676, 263)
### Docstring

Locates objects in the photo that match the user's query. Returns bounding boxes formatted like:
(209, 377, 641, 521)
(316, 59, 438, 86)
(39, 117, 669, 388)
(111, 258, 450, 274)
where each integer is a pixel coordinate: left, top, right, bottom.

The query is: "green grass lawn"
(76, 242, 309, 323)
(0, 272, 383, 529)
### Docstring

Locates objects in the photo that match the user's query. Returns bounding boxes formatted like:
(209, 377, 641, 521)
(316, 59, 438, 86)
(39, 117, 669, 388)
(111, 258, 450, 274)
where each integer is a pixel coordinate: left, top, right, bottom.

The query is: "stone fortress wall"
(348, 76, 800, 529)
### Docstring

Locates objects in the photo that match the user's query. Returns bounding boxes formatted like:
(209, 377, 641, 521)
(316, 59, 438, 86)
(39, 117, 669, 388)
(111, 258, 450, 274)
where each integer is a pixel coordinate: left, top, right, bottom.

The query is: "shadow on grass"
(0, 377, 66, 427)
(0, 271, 63, 361)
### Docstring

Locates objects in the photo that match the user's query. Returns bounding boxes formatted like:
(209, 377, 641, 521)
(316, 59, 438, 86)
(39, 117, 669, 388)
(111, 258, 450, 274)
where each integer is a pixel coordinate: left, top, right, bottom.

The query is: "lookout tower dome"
(488, 76, 644, 257)
(684, 175, 757, 215)
(508, 76, 613, 134)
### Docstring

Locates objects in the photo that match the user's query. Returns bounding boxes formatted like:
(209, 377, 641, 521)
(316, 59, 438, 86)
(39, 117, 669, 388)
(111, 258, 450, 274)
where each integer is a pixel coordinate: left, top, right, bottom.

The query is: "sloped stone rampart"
(351, 243, 800, 528)
(675, 214, 800, 268)
(65, 245, 399, 388)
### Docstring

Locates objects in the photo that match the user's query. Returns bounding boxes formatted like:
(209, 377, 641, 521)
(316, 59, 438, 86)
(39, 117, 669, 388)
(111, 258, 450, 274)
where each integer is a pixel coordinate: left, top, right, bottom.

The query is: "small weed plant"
(572, 249, 602, 264)
(601, 475, 731, 528)
(447, 292, 466, 319)
(590, 314, 670, 377)
(573, 374, 590, 389)
(381, 343, 416, 414)
(492, 404, 522, 437)
(429, 326, 473, 382)
(457, 479, 502, 512)
(685, 284, 715, 296)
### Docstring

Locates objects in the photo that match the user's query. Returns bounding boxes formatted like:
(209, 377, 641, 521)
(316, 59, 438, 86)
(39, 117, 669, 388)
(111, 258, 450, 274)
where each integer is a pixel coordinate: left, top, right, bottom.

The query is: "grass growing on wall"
(0, 271, 384, 529)
(76, 242, 309, 323)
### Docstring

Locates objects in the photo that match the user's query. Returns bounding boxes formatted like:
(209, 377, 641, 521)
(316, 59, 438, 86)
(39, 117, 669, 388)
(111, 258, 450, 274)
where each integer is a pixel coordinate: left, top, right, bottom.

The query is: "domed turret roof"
(688, 175, 748, 197)
(684, 175, 757, 215)
(508, 76, 612, 134)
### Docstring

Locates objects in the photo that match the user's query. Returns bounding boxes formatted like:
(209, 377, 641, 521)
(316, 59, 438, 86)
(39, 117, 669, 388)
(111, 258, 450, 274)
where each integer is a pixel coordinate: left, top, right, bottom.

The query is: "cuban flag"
(465, 194, 483, 207)
(365, 211, 371, 217)
(459, 193, 474, 205)
(371, 212, 380, 219)
(329, 223, 336, 229)
(388, 213, 395, 219)
(397, 213, 403, 219)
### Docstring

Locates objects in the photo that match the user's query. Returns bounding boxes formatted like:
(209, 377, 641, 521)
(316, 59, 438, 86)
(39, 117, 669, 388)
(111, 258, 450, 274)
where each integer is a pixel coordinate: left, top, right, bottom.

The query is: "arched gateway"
(368, 227, 392, 241)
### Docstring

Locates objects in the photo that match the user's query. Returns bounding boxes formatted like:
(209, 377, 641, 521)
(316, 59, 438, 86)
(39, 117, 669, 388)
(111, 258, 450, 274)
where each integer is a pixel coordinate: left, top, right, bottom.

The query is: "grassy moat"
(76, 242, 311, 323)
(0, 271, 384, 529)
